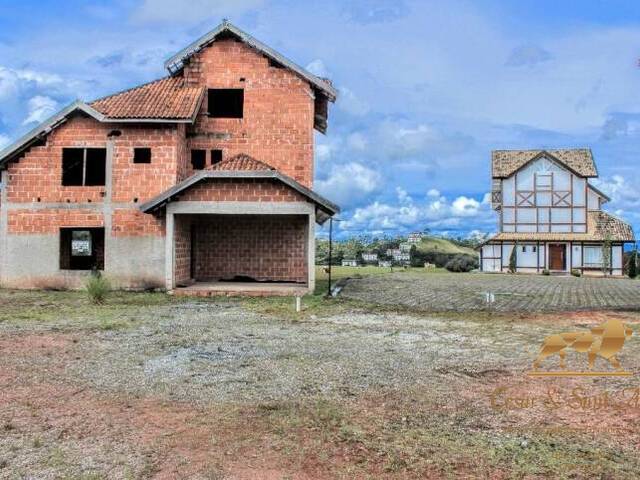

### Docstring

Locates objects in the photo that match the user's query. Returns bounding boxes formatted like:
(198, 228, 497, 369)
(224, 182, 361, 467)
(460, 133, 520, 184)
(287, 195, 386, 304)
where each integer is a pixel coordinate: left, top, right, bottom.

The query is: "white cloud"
(0, 66, 63, 100)
(427, 188, 440, 197)
(451, 196, 481, 216)
(346, 132, 367, 151)
(592, 175, 640, 214)
(339, 189, 494, 234)
(338, 86, 370, 116)
(306, 59, 330, 78)
(316, 162, 381, 207)
(23, 95, 58, 125)
(0, 134, 9, 149)
(132, 0, 264, 23)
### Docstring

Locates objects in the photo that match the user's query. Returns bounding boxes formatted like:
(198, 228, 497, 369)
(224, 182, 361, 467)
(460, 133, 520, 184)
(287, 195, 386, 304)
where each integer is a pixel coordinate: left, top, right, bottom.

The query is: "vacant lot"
(342, 271, 640, 312)
(1, 283, 640, 478)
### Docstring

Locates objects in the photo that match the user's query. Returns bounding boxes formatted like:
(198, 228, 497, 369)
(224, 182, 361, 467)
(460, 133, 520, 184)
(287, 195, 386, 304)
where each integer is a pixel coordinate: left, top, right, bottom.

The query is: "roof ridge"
(164, 21, 337, 101)
(492, 147, 591, 153)
(89, 75, 180, 105)
(209, 153, 275, 171)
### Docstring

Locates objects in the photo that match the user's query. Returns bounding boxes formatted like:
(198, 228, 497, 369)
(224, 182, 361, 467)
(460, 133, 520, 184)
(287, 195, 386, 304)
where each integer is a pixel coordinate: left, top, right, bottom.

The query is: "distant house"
(362, 252, 378, 262)
(341, 259, 359, 267)
(386, 248, 401, 257)
(480, 149, 634, 275)
(392, 252, 411, 264)
(407, 232, 424, 244)
(399, 242, 412, 252)
(378, 260, 392, 268)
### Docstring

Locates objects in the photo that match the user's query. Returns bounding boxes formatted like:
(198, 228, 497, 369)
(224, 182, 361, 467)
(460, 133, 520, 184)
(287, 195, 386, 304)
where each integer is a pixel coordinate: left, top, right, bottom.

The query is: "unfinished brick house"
(0, 21, 339, 294)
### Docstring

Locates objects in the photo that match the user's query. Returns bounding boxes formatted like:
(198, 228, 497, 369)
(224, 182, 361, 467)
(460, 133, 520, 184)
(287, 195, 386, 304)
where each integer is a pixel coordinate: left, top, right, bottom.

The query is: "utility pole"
(327, 217, 333, 297)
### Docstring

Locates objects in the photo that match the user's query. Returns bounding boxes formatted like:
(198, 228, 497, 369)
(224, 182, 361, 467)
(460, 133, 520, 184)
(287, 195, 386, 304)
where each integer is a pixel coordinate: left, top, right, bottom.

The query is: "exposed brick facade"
(8, 209, 104, 234)
(174, 215, 192, 286)
(192, 215, 308, 283)
(0, 24, 327, 291)
(182, 39, 315, 186)
(178, 178, 307, 203)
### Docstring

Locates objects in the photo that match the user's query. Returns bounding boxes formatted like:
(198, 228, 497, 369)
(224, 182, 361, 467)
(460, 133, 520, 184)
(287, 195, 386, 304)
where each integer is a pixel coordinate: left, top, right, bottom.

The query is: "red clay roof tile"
(90, 76, 204, 120)
(209, 154, 275, 171)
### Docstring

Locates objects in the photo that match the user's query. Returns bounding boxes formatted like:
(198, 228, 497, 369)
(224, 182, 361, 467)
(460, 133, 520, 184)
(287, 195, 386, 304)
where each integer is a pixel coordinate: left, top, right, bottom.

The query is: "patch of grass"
(86, 275, 111, 304)
(250, 393, 640, 478)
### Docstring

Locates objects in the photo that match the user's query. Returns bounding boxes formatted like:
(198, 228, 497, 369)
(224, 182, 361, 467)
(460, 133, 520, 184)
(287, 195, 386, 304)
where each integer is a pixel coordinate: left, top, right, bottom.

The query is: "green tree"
(629, 248, 637, 279)
(508, 244, 517, 273)
(602, 235, 612, 276)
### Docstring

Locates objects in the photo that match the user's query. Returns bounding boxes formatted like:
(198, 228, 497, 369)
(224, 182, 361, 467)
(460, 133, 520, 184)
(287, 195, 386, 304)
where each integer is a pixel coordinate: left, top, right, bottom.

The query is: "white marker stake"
(295, 296, 302, 312)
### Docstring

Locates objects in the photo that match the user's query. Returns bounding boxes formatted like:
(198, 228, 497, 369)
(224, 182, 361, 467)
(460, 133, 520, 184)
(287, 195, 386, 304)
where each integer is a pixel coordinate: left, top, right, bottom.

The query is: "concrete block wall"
(192, 214, 308, 283)
(182, 38, 315, 187)
(174, 215, 192, 286)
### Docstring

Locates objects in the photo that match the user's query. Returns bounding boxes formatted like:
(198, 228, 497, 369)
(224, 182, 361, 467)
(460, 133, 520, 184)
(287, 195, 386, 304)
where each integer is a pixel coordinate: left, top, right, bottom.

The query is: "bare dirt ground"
(1, 289, 640, 478)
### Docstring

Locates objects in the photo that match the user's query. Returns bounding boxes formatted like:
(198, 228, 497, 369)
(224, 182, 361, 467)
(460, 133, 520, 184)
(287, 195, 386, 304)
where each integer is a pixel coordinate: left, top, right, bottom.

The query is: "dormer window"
(208, 89, 244, 118)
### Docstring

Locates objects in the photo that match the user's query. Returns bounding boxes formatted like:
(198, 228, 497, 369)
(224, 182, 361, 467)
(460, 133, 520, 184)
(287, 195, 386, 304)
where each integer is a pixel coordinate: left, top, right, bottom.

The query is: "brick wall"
(8, 209, 104, 234)
(192, 215, 307, 283)
(174, 215, 192, 286)
(178, 178, 307, 202)
(7, 115, 182, 205)
(182, 38, 315, 187)
(112, 209, 165, 237)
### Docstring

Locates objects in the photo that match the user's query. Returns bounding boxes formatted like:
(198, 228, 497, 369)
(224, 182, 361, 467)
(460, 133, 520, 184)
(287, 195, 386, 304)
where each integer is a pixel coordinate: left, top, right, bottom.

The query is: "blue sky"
(1, 0, 639, 240)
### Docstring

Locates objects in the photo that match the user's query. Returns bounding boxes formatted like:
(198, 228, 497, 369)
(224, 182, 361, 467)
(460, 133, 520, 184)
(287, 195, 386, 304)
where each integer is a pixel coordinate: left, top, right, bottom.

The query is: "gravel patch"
(64, 302, 555, 404)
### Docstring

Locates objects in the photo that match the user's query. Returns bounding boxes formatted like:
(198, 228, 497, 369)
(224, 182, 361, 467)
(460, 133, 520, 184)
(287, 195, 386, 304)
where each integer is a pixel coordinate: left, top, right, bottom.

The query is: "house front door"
(548, 244, 565, 271)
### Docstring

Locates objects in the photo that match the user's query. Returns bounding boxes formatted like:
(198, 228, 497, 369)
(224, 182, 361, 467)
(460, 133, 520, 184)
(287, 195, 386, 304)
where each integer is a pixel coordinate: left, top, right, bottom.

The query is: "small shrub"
(444, 254, 478, 272)
(541, 269, 550, 276)
(571, 269, 582, 277)
(86, 274, 111, 304)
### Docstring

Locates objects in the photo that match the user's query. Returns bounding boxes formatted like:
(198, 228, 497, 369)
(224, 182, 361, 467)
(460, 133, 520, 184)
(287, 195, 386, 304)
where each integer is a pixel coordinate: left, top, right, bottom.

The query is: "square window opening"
(62, 148, 106, 186)
(191, 150, 206, 170)
(211, 149, 223, 165)
(133, 148, 152, 164)
(208, 89, 244, 118)
(60, 227, 105, 270)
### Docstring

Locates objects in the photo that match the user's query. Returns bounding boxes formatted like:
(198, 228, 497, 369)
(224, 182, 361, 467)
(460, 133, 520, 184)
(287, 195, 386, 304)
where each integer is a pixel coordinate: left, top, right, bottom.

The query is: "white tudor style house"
(480, 149, 635, 275)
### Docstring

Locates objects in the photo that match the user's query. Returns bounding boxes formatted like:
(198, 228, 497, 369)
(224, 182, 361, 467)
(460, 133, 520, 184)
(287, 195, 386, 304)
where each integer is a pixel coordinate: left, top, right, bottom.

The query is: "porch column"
(307, 213, 315, 293)
(165, 212, 174, 290)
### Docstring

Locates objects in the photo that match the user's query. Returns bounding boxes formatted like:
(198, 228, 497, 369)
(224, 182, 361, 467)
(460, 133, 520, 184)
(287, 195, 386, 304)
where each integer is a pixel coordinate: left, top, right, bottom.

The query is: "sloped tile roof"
(492, 149, 597, 178)
(209, 154, 274, 171)
(488, 211, 634, 243)
(90, 76, 204, 120)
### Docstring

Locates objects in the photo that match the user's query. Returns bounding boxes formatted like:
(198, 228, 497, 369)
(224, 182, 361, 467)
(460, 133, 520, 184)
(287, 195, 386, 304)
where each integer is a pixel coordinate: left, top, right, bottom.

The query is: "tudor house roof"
(492, 149, 597, 178)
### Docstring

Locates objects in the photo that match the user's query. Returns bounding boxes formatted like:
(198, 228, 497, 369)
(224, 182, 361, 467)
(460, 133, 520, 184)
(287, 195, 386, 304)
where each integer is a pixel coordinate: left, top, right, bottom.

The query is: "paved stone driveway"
(340, 272, 640, 312)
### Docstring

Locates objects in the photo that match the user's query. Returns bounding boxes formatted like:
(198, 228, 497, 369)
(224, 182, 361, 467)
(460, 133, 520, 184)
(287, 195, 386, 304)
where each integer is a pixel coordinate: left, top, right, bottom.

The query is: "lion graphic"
(532, 319, 633, 372)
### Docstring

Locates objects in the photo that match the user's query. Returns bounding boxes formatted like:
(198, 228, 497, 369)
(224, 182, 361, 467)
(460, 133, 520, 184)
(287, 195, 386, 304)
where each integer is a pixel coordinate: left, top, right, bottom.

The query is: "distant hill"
(412, 237, 477, 256)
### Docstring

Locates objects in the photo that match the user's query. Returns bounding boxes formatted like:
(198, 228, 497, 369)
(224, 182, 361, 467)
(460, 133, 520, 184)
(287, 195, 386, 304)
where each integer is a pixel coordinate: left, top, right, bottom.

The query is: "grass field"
(413, 237, 476, 256)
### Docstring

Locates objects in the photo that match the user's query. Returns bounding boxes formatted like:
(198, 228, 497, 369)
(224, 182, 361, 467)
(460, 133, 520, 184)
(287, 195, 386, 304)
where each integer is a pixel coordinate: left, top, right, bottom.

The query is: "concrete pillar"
(165, 212, 174, 290)
(103, 140, 114, 274)
(307, 212, 315, 293)
(0, 170, 7, 285)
